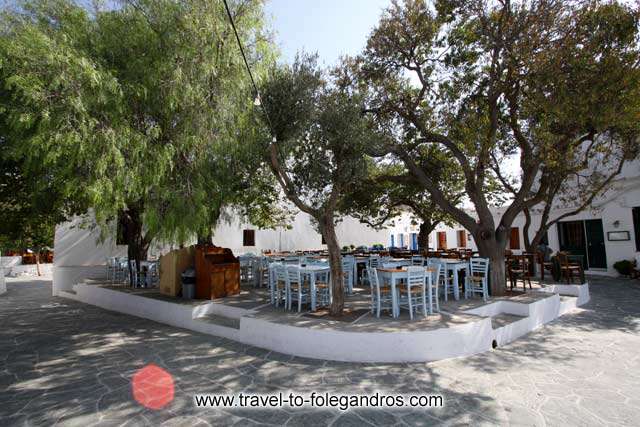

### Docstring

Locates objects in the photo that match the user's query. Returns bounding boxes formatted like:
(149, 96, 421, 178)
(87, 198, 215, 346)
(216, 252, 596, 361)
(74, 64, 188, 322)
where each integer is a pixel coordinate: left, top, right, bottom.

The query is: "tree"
(0, 153, 69, 275)
(259, 55, 379, 315)
(358, 0, 640, 294)
(348, 148, 463, 251)
(1, 0, 281, 283)
(497, 132, 639, 254)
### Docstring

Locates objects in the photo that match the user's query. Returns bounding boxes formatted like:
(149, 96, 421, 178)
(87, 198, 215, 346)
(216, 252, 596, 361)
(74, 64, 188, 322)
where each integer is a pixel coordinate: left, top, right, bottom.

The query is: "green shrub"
(613, 260, 633, 276)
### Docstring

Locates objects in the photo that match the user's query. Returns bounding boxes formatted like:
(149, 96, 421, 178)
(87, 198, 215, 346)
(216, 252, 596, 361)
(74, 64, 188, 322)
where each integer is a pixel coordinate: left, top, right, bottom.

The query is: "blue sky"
(264, 0, 391, 66)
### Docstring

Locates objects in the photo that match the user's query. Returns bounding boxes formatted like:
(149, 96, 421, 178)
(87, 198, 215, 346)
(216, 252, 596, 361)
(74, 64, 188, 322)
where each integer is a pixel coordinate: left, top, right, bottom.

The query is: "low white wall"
(6, 263, 53, 277)
(70, 284, 240, 340)
(61, 282, 589, 363)
(0, 256, 22, 270)
(0, 268, 6, 295)
(239, 315, 493, 363)
(540, 283, 591, 306)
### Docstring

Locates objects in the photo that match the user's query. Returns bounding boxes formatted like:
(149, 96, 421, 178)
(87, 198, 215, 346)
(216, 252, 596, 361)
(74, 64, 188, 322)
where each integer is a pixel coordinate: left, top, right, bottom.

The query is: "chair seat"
(561, 266, 581, 270)
(396, 284, 423, 292)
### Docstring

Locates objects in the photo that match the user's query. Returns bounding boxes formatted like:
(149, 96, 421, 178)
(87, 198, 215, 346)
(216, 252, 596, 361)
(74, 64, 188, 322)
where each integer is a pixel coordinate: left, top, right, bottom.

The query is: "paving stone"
(1, 276, 639, 426)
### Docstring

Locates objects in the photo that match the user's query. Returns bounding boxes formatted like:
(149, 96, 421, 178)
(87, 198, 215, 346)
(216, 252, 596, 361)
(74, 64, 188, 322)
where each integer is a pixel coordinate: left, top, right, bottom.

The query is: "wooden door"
(437, 232, 447, 250)
(558, 221, 587, 269)
(457, 230, 467, 248)
(585, 219, 607, 269)
(509, 227, 521, 250)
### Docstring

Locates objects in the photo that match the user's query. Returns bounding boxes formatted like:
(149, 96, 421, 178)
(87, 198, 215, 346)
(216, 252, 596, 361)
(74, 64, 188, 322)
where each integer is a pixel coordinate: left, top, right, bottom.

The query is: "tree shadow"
(0, 279, 503, 425)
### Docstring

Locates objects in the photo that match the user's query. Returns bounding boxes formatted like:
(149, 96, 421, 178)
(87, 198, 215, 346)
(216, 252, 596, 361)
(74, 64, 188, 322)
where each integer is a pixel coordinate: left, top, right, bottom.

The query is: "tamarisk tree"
(1, 0, 280, 283)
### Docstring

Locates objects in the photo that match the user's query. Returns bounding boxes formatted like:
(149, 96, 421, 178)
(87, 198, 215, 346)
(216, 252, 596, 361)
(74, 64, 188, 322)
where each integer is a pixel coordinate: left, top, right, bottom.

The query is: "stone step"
(491, 313, 526, 329)
(195, 314, 241, 330)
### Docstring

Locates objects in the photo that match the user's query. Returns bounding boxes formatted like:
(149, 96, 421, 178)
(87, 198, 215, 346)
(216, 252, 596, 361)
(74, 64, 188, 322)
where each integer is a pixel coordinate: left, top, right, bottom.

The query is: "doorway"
(558, 219, 607, 269)
(437, 232, 447, 250)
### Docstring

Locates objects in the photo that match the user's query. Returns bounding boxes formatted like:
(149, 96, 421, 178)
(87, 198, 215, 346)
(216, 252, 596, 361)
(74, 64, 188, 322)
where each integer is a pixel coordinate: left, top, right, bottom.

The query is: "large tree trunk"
(321, 214, 344, 316)
(417, 221, 436, 253)
(523, 207, 533, 253)
(474, 227, 509, 296)
(197, 233, 213, 245)
(119, 206, 151, 287)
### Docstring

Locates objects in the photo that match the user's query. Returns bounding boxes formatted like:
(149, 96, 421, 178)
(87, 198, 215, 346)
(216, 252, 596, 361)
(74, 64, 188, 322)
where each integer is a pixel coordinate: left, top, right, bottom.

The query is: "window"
(242, 229, 255, 246)
(321, 234, 326, 245)
(457, 230, 467, 248)
(633, 207, 640, 252)
(437, 232, 447, 250)
(509, 227, 521, 250)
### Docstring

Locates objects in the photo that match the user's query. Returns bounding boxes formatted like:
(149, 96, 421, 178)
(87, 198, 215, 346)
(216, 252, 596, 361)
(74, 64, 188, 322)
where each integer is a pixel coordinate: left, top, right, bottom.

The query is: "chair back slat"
(406, 266, 425, 286)
(369, 255, 380, 268)
(411, 255, 424, 266)
(286, 265, 301, 283)
(469, 258, 489, 275)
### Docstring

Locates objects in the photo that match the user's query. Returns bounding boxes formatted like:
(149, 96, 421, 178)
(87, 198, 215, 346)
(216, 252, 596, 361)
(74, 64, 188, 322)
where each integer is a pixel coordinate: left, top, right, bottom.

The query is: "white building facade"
(53, 161, 640, 293)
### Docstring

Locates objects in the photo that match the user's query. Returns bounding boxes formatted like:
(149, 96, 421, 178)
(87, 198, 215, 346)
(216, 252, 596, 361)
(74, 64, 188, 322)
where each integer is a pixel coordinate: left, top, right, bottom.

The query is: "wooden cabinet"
(195, 245, 240, 299)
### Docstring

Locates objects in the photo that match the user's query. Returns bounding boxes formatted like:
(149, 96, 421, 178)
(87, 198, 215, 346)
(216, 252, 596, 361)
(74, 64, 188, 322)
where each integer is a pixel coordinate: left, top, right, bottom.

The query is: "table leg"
(269, 268, 274, 304)
(444, 265, 449, 302)
(391, 278, 398, 318)
(310, 272, 317, 311)
(453, 267, 460, 301)
(353, 262, 358, 290)
(427, 275, 432, 315)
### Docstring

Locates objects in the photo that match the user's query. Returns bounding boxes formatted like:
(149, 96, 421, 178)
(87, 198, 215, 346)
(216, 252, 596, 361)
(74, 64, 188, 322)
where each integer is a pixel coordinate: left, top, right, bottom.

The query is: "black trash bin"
(181, 268, 196, 299)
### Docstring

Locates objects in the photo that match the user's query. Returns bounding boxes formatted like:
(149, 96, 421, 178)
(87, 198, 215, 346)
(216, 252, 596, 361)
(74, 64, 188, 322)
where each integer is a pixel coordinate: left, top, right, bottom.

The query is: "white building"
(52, 160, 640, 294)
(386, 160, 640, 276)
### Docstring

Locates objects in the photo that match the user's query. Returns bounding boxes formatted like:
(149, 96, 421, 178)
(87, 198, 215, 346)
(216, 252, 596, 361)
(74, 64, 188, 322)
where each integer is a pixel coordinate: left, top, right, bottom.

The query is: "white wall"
(405, 168, 640, 275)
(210, 210, 389, 255)
(53, 214, 126, 295)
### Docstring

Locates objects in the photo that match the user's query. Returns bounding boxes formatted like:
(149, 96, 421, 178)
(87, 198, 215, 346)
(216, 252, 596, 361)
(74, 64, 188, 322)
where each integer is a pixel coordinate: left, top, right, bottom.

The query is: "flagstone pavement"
(1, 275, 639, 426)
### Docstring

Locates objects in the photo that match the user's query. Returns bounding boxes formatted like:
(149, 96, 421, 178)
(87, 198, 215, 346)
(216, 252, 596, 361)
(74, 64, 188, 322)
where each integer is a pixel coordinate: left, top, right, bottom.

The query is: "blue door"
(390, 234, 395, 248)
(411, 233, 418, 250)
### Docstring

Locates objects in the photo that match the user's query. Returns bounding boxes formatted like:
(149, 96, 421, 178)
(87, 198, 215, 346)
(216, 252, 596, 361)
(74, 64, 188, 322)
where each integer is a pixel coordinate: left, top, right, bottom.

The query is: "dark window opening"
(243, 229, 255, 246)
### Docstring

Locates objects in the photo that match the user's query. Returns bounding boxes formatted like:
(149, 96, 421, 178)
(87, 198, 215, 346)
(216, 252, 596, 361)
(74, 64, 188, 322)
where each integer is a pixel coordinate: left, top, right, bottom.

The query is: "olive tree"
(259, 55, 379, 315)
(358, 0, 640, 294)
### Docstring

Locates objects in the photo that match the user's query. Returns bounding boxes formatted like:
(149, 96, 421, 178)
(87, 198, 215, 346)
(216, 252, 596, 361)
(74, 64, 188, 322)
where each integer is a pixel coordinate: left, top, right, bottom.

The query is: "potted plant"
(613, 260, 633, 277)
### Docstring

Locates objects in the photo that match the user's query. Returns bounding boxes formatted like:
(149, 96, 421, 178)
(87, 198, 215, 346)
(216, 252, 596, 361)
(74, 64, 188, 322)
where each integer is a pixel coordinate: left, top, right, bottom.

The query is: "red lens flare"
(131, 364, 175, 410)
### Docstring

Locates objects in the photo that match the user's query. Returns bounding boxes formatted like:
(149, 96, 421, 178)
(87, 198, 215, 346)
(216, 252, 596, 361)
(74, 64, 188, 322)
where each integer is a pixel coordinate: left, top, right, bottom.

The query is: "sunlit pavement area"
(1, 276, 640, 426)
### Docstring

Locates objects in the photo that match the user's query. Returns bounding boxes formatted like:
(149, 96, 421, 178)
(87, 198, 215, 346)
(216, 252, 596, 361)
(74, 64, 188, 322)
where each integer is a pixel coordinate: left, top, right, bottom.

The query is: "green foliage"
(0, 0, 283, 249)
(260, 54, 378, 219)
(0, 153, 60, 252)
(358, 0, 640, 294)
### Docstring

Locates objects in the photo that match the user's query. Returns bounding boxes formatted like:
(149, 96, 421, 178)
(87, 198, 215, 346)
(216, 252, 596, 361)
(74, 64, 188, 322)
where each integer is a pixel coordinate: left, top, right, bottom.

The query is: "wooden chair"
(367, 266, 393, 317)
(398, 266, 428, 319)
(557, 252, 583, 284)
(465, 258, 489, 301)
(507, 255, 532, 292)
(536, 251, 553, 281)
